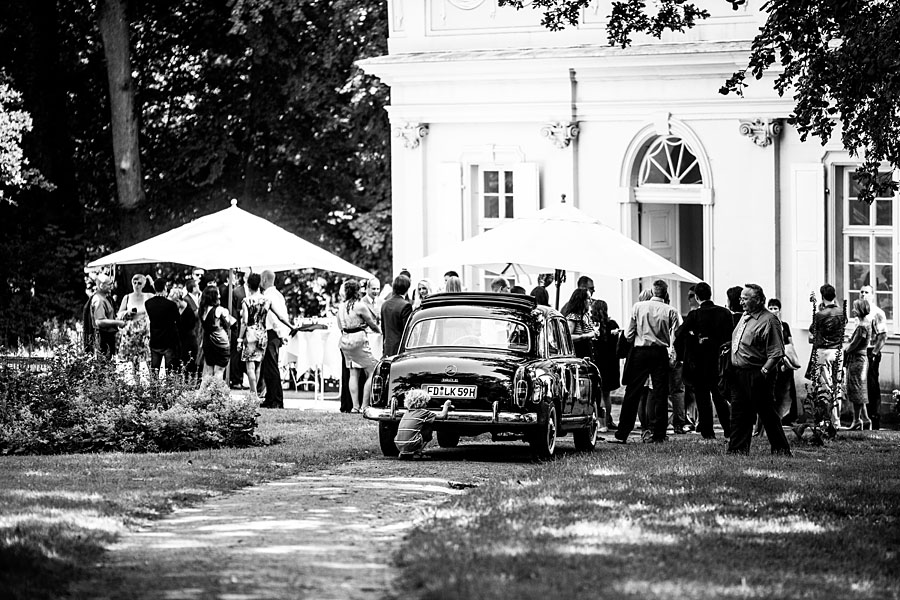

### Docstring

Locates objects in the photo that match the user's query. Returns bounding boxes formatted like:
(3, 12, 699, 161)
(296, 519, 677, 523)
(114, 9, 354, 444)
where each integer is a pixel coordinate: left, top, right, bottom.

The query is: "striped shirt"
(394, 408, 437, 455)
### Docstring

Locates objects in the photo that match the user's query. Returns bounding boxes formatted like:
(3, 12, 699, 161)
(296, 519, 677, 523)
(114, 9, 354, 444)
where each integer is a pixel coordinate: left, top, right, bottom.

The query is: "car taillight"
(515, 380, 528, 407)
(371, 375, 383, 404)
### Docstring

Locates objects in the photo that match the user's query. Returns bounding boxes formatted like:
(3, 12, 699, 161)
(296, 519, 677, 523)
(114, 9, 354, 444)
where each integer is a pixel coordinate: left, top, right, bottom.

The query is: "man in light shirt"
(258, 270, 291, 409)
(860, 285, 887, 429)
(610, 280, 682, 444)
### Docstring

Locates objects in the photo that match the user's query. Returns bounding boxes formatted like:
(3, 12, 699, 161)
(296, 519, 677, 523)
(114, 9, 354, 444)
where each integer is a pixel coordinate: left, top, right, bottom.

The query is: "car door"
(557, 317, 595, 416)
(547, 318, 581, 416)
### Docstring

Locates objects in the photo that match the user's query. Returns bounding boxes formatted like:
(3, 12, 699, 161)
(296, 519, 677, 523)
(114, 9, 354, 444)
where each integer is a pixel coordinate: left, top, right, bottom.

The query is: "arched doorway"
(620, 119, 713, 313)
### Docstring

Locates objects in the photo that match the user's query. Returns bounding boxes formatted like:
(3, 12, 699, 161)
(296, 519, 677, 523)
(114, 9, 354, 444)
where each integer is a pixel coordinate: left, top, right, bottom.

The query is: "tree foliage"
(499, 0, 900, 203)
(0, 0, 391, 345)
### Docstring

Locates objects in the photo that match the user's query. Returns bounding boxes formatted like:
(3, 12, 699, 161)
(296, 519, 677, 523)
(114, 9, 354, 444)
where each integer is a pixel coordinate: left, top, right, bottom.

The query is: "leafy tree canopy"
(500, 0, 900, 203)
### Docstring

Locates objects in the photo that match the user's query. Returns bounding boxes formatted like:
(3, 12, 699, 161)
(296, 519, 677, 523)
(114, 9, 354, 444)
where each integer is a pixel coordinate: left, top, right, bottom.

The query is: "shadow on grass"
(0, 410, 377, 600)
(397, 431, 900, 600)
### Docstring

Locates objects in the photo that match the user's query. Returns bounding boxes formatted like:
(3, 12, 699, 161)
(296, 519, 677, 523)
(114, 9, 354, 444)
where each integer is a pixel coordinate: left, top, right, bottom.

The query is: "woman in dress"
(336, 280, 381, 413)
(561, 288, 595, 359)
(845, 298, 872, 430)
(199, 286, 236, 379)
(117, 273, 154, 378)
(169, 286, 198, 377)
(590, 299, 621, 432)
(238, 272, 291, 402)
(412, 278, 433, 310)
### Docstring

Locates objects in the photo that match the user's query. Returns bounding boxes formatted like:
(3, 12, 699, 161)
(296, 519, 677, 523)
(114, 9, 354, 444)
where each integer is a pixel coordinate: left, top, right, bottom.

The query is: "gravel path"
(68, 443, 537, 600)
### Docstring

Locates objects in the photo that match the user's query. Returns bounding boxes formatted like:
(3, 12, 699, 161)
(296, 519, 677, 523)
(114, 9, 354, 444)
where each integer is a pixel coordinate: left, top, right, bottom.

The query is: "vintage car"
(363, 292, 602, 458)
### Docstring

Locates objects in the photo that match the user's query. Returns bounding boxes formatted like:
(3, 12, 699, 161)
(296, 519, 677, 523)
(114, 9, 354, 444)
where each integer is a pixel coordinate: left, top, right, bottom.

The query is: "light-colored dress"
(118, 295, 151, 363)
(337, 301, 377, 369)
(241, 295, 271, 362)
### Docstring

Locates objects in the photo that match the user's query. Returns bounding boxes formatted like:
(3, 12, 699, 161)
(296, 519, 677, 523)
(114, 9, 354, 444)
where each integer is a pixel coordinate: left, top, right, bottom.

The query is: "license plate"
(422, 384, 477, 399)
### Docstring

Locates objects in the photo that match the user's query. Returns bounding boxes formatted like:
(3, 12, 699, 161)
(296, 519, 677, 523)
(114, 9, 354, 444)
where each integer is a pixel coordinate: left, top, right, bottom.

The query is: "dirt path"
(68, 442, 539, 600)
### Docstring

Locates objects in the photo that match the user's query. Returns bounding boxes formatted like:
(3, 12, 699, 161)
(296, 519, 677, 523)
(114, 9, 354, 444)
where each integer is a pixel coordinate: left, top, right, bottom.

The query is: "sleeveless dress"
(241, 295, 271, 362)
(591, 319, 621, 391)
(202, 307, 231, 367)
(337, 302, 377, 369)
(118, 295, 151, 363)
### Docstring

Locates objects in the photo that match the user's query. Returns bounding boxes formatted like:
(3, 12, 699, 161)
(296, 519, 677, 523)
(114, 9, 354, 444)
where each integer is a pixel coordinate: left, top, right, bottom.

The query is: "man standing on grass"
(90, 274, 126, 359)
(676, 281, 734, 440)
(610, 279, 681, 444)
(145, 278, 182, 376)
(860, 285, 887, 429)
(258, 270, 290, 409)
(727, 283, 791, 456)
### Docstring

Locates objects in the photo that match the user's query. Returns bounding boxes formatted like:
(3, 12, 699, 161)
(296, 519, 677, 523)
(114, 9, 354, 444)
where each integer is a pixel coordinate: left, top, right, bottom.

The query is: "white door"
(639, 203, 681, 312)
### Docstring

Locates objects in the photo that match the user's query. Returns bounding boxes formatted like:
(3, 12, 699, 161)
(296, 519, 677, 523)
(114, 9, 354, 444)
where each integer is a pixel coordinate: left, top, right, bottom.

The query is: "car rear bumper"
(363, 405, 538, 425)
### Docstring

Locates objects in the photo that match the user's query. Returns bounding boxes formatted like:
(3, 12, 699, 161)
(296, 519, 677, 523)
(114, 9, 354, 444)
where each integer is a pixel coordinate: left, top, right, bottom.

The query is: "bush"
(0, 343, 262, 454)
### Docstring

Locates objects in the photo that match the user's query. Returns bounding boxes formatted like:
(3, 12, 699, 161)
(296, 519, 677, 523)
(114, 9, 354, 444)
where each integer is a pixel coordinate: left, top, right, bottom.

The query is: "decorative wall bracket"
(738, 118, 783, 148)
(393, 122, 429, 149)
(540, 122, 579, 149)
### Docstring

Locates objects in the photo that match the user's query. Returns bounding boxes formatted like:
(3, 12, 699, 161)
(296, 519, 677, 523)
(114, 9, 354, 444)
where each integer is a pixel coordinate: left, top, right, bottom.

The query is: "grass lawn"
(396, 430, 900, 600)
(0, 410, 377, 600)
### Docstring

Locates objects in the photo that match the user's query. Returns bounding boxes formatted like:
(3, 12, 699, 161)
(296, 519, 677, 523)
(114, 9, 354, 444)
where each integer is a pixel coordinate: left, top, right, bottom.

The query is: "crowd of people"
(84, 265, 887, 446)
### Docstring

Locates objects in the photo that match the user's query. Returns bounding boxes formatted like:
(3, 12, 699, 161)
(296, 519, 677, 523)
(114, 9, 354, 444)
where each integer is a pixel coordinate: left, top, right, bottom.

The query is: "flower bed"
(0, 344, 261, 455)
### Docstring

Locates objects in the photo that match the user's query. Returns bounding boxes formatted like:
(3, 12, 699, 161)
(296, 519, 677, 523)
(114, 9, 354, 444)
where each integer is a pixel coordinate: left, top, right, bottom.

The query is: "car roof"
(417, 292, 559, 318)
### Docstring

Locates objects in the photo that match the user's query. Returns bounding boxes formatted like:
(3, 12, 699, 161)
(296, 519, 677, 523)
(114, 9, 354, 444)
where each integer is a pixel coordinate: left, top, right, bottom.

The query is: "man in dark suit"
(675, 281, 735, 440)
(381, 275, 412, 356)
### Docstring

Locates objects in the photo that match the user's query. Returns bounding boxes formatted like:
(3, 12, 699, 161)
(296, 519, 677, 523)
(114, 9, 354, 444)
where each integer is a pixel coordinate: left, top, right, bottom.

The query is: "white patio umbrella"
(414, 201, 701, 284)
(88, 199, 373, 279)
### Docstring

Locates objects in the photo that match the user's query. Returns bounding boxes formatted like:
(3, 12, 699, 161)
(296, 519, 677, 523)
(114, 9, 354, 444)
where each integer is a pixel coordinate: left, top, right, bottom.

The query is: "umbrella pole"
(225, 269, 234, 385)
(554, 269, 566, 310)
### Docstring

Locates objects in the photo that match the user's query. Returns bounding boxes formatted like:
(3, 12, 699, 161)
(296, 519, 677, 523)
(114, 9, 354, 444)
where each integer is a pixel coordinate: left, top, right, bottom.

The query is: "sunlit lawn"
(396, 430, 900, 600)
(0, 410, 377, 600)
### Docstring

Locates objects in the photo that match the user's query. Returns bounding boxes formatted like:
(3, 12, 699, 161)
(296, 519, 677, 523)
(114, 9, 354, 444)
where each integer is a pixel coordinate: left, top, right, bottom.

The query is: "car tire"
(436, 431, 460, 448)
(378, 422, 400, 457)
(573, 402, 599, 451)
(529, 404, 557, 459)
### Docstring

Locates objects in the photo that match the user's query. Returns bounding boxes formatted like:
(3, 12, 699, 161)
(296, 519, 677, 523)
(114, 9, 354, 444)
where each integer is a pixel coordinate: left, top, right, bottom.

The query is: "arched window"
(638, 136, 703, 186)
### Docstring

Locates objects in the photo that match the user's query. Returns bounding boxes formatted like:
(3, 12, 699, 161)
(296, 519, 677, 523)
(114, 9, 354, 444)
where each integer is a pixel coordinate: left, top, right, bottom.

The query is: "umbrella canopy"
(414, 202, 700, 283)
(88, 200, 373, 279)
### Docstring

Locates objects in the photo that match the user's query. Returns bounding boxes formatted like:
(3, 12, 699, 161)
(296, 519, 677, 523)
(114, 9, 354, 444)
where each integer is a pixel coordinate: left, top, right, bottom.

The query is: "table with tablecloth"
(282, 318, 382, 398)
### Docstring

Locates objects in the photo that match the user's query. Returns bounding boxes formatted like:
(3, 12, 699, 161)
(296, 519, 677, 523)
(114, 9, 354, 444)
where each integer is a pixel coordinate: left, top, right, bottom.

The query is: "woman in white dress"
(117, 273, 154, 378)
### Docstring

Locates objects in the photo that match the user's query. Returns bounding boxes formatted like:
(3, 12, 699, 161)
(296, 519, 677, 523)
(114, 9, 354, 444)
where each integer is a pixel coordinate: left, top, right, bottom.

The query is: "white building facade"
(359, 0, 900, 391)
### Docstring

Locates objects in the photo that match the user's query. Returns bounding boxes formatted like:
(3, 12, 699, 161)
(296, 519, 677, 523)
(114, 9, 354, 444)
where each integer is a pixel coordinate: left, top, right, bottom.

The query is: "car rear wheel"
(573, 403, 599, 451)
(378, 422, 400, 457)
(529, 404, 557, 459)
(436, 431, 460, 448)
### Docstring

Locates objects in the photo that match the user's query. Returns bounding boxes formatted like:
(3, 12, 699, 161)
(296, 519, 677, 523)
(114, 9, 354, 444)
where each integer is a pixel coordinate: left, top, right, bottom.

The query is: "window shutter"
(511, 162, 540, 216)
(431, 162, 463, 270)
(790, 163, 826, 330)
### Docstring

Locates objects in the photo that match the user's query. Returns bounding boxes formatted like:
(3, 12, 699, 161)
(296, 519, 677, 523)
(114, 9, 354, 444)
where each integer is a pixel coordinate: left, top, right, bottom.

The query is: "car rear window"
(405, 317, 530, 351)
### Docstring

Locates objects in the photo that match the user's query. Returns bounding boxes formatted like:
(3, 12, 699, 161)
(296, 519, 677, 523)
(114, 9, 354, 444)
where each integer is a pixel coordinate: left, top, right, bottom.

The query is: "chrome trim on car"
(363, 406, 539, 424)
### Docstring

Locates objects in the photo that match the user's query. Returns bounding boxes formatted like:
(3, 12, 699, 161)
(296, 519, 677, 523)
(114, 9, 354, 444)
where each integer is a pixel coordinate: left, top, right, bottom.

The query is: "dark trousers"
(727, 368, 791, 454)
(259, 331, 283, 408)
(616, 346, 670, 441)
(693, 375, 732, 439)
(150, 347, 179, 375)
(228, 325, 245, 387)
(98, 330, 117, 359)
(867, 349, 882, 429)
